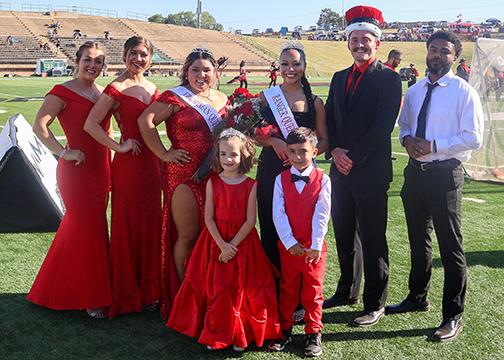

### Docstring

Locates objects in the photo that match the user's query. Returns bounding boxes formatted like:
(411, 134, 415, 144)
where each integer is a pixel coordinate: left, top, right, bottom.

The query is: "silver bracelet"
(60, 149, 67, 158)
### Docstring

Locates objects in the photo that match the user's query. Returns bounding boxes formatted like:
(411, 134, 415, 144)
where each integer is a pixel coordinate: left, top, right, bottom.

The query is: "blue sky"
(5, 1, 504, 33)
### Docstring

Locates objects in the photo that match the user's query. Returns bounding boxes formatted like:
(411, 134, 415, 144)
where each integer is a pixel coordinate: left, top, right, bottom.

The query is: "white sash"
(263, 86, 298, 139)
(171, 86, 222, 132)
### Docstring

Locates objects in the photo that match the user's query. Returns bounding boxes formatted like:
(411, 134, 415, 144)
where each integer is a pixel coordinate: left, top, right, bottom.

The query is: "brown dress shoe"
(431, 319, 463, 342)
(352, 308, 385, 327)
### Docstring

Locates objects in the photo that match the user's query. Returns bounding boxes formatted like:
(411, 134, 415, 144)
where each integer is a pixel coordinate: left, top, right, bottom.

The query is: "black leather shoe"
(431, 319, 463, 342)
(385, 298, 430, 314)
(352, 308, 385, 327)
(322, 295, 360, 309)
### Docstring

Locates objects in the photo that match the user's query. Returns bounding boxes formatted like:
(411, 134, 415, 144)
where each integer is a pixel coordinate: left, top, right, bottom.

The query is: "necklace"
(281, 89, 296, 109)
(74, 79, 95, 100)
(127, 76, 144, 87)
(188, 85, 212, 102)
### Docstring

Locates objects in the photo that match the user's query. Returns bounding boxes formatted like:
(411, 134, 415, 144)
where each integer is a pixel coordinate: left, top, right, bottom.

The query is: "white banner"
(171, 86, 222, 132)
(263, 85, 298, 139)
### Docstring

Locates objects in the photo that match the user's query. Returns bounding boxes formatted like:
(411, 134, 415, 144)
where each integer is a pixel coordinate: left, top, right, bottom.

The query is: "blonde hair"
(73, 41, 105, 78)
(211, 133, 256, 174)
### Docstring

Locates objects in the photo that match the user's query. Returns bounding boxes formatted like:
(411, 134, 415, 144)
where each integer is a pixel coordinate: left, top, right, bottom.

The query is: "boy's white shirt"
(272, 164, 331, 251)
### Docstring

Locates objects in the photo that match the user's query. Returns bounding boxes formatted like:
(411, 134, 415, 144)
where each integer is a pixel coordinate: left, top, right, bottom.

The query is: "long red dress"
(167, 176, 281, 349)
(27, 85, 112, 310)
(104, 84, 162, 319)
(156, 90, 228, 319)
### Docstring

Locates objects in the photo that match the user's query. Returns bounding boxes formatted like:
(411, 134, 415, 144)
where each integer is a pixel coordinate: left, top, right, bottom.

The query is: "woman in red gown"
(139, 46, 228, 319)
(28, 42, 113, 318)
(84, 36, 162, 319)
(167, 132, 280, 351)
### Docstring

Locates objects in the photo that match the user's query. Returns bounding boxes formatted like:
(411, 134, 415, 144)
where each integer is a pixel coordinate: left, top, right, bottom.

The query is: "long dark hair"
(280, 48, 317, 130)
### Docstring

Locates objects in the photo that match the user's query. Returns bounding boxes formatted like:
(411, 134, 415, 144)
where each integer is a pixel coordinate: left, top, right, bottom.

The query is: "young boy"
(270, 127, 331, 357)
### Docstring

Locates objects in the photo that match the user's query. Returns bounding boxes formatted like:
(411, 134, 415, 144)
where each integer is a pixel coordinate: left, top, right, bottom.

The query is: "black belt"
(409, 158, 461, 171)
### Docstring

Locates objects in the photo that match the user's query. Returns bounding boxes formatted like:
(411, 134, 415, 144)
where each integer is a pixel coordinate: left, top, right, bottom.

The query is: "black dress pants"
(330, 174, 390, 311)
(401, 160, 466, 320)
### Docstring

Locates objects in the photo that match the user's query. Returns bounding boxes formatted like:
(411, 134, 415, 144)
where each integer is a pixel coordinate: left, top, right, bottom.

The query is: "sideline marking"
(462, 197, 486, 203)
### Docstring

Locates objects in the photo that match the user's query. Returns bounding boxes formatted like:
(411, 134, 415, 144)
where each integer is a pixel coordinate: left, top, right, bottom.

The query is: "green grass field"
(1, 70, 503, 359)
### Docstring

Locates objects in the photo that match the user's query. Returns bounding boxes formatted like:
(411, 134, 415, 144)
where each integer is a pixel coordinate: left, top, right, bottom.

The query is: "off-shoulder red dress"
(156, 90, 227, 319)
(167, 176, 281, 349)
(28, 84, 113, 310)
(104, 84, 162, 319)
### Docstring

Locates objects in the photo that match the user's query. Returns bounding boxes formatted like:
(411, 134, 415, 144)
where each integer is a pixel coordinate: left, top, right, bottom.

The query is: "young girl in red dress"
(167, 129, 280, 352)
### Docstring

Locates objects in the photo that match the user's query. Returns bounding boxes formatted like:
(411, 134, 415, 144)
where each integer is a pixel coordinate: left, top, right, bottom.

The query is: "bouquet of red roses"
(211, 87, 263, 137)
(192, 88, 264, 183)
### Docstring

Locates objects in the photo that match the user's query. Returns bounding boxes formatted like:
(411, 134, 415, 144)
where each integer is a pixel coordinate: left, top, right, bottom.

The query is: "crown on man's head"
(190, 43, 213, 57)
(345, 5, 383, 39)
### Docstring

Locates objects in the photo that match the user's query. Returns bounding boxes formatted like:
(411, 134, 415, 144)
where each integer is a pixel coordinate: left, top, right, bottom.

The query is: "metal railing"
(236, 34, 278, 62)
(53, 5, 118, 18)
(126, 11, 149, 22)
(21, 3, 52, 12)
(0, 2, 11, 10)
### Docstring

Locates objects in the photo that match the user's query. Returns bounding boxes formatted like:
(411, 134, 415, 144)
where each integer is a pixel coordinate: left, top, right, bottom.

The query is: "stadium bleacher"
(0, 10, 273, 76)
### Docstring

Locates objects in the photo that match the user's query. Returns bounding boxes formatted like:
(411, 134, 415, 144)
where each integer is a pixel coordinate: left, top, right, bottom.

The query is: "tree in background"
(165, 11, 197, 27)
(317, 8, 343, 28)
(150, 11, 223, 31)
(148, 14, 165, 23)
(200, 12, 224, 31)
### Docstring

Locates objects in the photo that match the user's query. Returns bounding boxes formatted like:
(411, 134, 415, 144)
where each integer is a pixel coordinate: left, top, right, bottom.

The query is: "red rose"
(226, 115, 235, 128)
(254, 124, 279, 139)
(234, 87, 249, 96)
(240, 101, 254, 117)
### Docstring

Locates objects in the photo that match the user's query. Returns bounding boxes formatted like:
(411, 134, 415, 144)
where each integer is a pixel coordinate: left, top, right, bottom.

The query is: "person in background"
(239, 60, 248, 89)
(388, 30, 484, 342)
(268, 61, 278, 88)
(493, 64, 504, 102)
(408, 63, 419, 87)
(456, 58, 470, 82)
(383, 49, 402, 71)
(28, 42, 113, 319)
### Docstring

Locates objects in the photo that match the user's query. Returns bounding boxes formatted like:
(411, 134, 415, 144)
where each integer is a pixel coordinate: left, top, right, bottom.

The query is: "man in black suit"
(323, 5, 402, 327)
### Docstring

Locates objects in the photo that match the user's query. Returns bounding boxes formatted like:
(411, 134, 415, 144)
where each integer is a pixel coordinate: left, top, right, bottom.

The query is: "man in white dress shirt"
(386, 30, 484, 342)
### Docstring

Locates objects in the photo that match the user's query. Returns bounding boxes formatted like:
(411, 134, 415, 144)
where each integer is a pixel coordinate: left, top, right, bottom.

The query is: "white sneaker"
(232, 344, 246, 352)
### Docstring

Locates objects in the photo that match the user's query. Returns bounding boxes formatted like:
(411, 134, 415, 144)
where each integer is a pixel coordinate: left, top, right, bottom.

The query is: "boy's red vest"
(280, 168, 324, 248)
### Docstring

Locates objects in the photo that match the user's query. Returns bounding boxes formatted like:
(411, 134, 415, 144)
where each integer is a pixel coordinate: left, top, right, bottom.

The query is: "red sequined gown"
(167, 176, 281, 349)
(28, 85, 112, 310)
(104, 84, 162, 319)
(156, 90, 228, 319)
